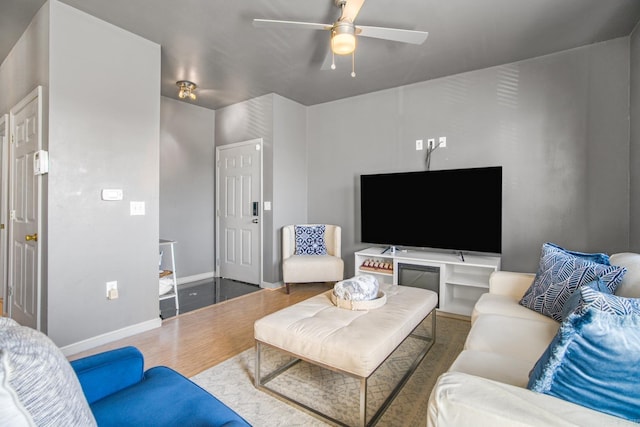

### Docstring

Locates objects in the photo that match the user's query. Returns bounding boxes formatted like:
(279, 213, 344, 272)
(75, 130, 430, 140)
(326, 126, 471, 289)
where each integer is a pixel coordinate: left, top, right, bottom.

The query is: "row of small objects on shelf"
(360, 259, 393, 272)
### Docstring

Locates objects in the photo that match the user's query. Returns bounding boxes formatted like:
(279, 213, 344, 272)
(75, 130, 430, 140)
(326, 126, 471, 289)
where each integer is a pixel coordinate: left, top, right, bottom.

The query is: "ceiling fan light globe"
(332, 33, 356, 55)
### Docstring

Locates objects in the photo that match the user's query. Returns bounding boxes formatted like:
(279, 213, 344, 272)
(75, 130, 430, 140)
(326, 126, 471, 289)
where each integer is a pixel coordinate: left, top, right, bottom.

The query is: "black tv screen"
(360, 166, 502, 254)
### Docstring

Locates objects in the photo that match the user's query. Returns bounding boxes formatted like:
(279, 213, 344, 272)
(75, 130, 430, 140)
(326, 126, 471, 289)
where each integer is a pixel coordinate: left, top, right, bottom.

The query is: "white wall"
(47, 1, 160, 347)
(308, 38, 631, 274)
(160, 96, 215, 280)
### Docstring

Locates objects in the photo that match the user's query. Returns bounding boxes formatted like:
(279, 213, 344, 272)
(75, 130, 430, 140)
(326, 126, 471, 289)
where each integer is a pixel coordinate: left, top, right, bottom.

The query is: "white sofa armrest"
(489, 271, 535, 299)
(428, 372, 635, 427)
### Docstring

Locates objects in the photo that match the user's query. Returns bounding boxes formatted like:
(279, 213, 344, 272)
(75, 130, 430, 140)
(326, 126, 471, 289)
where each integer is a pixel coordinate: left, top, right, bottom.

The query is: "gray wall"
(0, 2, 49, 114)
(47, 1, 160, 346)
(631, 24, 640, 252)
(160, 96, 215, 279)
(272, 94, 307, 283)
(307, 38, 631, 274)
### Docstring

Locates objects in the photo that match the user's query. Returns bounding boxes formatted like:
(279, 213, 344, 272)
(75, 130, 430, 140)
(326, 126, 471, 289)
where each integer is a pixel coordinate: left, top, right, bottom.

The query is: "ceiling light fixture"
(176, 80, 197, 100)
(331, 22, 356, 55)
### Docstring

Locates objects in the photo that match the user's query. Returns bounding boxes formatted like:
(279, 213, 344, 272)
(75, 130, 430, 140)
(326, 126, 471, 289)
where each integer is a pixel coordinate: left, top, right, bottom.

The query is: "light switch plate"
(130, 201, 145, 216)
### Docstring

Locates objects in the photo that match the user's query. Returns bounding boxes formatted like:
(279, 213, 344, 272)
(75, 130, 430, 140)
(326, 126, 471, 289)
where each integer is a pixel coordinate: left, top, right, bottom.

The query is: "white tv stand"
(354, 247, 501, 317)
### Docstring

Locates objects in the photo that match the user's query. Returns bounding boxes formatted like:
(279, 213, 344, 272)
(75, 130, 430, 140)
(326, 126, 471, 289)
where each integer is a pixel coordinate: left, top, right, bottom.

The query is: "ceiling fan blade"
(357, 25, 428, 45)
(252, 19, 332, 31)
(341, 0, 366, 22)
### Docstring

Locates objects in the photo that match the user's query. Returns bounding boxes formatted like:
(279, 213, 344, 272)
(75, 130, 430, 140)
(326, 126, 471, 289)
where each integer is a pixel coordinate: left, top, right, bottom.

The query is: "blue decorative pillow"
(543, 242, 611, 266)
(559, 278, 611, 322)
(528, 289, 640, 422)
(294, 225, 327, 255)
(519, 243, 626, 321)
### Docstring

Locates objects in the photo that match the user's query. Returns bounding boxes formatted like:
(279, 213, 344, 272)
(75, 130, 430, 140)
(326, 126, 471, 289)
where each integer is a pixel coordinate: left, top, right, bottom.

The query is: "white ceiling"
(2, 0, 640, 110)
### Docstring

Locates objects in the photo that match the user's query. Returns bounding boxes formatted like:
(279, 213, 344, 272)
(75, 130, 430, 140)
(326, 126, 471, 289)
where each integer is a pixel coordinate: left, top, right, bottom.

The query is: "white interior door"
(8, 87, 42, 329)
(216, 139, 262, 285)
(0, 114, 7, 313)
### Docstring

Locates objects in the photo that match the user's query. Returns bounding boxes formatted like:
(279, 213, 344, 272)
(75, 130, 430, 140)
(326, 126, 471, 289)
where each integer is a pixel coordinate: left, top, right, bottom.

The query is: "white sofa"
(427, 252, 640, 426)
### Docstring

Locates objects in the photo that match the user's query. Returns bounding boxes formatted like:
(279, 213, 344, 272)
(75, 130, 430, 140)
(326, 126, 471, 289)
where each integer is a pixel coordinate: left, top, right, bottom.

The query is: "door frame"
(215, 138, 263, 286)
(0, 114, 7, 314)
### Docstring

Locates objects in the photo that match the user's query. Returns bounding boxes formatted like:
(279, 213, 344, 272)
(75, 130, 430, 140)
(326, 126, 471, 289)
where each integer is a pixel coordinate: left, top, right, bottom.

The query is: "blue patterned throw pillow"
(519, 243, 626, 321)
(559, 278, 612, 321)
(294, 225, 327, 255)
(528, 288, 640, 422)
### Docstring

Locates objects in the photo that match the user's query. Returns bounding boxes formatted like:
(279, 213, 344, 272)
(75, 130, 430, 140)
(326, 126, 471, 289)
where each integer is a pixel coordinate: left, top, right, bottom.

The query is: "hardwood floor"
(67, 283, 330, 377)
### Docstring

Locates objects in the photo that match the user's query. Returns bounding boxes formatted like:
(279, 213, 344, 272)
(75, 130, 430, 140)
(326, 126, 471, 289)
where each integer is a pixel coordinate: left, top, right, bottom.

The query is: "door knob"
(252, 219, 259, 224)
(25, 233, 38, 242)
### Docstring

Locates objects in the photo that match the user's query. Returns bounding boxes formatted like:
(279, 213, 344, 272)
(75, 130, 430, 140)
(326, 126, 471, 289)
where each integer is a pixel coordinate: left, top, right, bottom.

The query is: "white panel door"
(9, 87, 42, 330)
(217, 140, 261, 285)
(0, 114, 7, 313)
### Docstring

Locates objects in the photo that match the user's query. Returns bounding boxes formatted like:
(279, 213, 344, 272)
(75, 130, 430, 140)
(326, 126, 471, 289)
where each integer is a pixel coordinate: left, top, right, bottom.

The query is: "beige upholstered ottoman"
(254, 286, 437, 426)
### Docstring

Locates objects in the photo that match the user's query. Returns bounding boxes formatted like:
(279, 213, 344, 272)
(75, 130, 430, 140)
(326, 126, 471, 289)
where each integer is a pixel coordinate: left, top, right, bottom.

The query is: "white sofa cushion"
(448, 350, 533, 387)
(464, 314, 559, 364)
(282, 254, 344, 283)
(428, 372, 637, 427)
(472, 293, 558, 325)
(611, 252, 640, 298)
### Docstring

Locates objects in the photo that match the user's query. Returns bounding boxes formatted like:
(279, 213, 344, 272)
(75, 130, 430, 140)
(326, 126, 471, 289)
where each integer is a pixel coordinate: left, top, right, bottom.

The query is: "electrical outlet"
(106, 281, 118, 299)
(415, 139, 423, 151)
(439, 136, 447, 148)
(427, 138, 435, 149)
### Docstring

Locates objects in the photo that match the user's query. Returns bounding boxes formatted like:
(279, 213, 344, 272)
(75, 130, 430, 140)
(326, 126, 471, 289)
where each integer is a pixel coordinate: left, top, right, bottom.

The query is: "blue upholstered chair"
(0, 317, 249, 427)
(71, 346, 250, 426)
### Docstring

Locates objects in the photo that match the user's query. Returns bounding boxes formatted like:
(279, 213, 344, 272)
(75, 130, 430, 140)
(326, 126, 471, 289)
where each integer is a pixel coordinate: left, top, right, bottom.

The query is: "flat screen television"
(360, 166, 502, 254)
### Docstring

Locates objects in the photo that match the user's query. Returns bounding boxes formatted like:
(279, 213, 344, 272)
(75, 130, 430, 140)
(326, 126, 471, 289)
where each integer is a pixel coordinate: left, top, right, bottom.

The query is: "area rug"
(191, 314, 470, 426)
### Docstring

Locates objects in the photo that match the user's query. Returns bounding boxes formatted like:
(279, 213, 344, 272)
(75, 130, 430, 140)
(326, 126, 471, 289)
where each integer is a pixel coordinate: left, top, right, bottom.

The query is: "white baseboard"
(60, 317, 162, 357)
(177, 272, 215, 286)
(261, 280, 282, 289)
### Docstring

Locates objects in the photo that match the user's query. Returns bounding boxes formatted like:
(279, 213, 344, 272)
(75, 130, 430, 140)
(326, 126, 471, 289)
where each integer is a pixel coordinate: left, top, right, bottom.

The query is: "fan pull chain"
(331, 50, 336, 70)
(351, 52, 356, 77)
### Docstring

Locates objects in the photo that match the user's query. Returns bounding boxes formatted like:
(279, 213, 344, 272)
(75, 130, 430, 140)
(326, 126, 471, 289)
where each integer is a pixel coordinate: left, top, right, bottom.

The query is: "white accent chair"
(282, 224, 344, 294)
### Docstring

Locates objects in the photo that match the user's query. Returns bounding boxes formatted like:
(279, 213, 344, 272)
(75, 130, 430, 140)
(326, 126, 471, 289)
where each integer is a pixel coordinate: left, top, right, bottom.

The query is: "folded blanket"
(333, 274, 379, 301)
(159, 277, 173, 295)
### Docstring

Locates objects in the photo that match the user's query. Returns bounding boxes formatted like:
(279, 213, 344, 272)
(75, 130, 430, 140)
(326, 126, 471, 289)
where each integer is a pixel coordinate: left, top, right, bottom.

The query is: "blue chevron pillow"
(528, 288, 640, 422)
(520, 243, 626, 321)
(294, 225, 327, 255)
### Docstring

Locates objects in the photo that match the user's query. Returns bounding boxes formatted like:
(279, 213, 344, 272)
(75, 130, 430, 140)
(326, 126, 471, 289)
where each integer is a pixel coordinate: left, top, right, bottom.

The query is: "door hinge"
(9, 210, 15, 220)
(10, 134, 14, 144)
(7, 286, 12, 297)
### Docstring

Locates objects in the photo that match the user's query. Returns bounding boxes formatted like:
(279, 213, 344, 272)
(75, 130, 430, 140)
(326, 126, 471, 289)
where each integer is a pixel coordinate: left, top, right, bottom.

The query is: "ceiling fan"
(253, 0, 429, 77)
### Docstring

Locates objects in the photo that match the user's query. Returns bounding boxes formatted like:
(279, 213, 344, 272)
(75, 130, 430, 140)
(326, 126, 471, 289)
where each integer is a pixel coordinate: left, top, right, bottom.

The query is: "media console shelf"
(354, 247, 501, 317)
